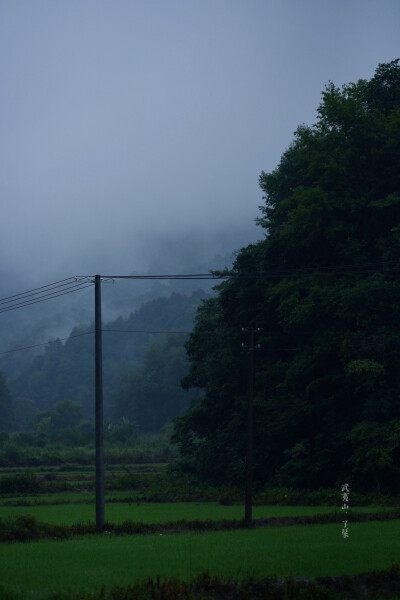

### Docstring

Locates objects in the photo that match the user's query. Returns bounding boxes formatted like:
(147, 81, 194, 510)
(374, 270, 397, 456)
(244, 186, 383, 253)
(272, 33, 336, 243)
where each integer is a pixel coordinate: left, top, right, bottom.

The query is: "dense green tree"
(30, 399, 93, 445)
(113, 336, 197, 432)
(104, 417, 138, 444)
(173, 60, 400, 492)
(32, 399, 84, 432)
(0, 371, 14, 431)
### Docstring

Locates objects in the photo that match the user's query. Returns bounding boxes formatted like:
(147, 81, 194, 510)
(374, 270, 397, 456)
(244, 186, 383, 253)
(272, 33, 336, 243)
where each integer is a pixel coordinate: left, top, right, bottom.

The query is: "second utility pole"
(242, 327, 260, 527)
(95, 275, 105, 528)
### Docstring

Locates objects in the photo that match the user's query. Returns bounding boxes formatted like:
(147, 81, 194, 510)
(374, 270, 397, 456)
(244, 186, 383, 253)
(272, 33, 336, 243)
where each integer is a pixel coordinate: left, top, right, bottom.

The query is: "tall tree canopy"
(172, 60, 400, 492)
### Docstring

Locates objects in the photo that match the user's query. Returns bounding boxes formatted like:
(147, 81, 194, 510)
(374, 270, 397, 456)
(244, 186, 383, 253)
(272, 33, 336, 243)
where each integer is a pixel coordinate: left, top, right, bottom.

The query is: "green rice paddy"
(0, 500, 393, 525)
(1, 521, 400, 599)
(1, 464, 399, 599)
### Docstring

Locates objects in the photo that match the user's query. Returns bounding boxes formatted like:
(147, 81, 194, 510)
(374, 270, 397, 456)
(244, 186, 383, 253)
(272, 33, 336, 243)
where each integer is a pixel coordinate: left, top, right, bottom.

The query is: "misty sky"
(1, 0, 399, 284)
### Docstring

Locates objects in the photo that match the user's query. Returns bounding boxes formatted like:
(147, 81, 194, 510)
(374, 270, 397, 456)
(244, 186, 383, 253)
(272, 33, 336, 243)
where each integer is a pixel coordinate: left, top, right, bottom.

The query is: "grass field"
(0, 500, 394, 525)
(1, 462, 400, 599)
(1, 521, 400, 598)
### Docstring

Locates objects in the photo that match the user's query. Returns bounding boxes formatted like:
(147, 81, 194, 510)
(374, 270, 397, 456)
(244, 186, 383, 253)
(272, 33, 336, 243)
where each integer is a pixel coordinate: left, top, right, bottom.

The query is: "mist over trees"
(7, 291, 207, 431)
(113, 335, 197, 432)
(1, 60, 399, 498)
(0, 244, 237, 435)
(172, 60, 400, 493)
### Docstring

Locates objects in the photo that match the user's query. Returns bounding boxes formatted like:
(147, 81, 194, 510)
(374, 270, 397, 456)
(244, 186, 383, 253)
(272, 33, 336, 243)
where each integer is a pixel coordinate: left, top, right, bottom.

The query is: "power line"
(0, 327, 289, 356)
(1, 259, 398, 353)
(1, 260, 397, 312)
(0, 283, 93, 314)
(102, 328, 190, 334)
(0, 277, 76, 303)
(0, 279, 86, 307)
(0, 331, 95, 356)
(0, 284, 93, 314)
(75, 260, 400, 281)
(0, 328, 191, 356)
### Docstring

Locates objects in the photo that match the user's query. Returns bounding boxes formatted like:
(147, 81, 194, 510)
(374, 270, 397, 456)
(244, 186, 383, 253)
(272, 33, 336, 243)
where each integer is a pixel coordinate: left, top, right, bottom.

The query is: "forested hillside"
(8, 290, 206, 430)
(0, 245, 237, 380)
(173, 60, 400, 493)
(113, 335, 198, 431)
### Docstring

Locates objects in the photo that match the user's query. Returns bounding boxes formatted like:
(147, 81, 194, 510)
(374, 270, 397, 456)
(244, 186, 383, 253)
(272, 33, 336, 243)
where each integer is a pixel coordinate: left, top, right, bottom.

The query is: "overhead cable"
(0, 283, 93, 314)
(0, 279, 84, 307)
(75, 260, 400, 281)
(0, 280, 92, 308)
(102, 328, 190, 335)
(0, 331, 95, 356)
(0, 277, 77, 304)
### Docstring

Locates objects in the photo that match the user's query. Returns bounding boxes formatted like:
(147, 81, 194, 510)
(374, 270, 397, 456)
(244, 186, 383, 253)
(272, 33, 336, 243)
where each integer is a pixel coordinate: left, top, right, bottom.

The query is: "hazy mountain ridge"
(0, 240, 241, 382)
(8, 289, 208, 429)
(0, 234, 255, 431)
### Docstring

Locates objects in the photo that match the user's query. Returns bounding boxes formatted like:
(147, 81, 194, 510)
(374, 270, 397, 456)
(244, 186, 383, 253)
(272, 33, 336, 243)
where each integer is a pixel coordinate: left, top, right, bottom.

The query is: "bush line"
(2, 565, 400, 599)
(1, 510, 400, 543)
(1, 471, 400, 506)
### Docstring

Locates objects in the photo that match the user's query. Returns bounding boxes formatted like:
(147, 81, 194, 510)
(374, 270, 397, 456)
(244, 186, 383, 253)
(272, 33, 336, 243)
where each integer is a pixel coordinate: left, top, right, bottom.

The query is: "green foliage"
(9, 291, 205, 429)
(345, 358, 385, 376)
(346, 420, 400, 492)
(32, 399, 84, 431)
(0, 428, 177, 468)
(0, 371, 14, 431)
(27, 399, 95, 447)
(0, 469, 45, 495)
(173, 60, 400, 492)
(113, 336, 197, 432)
(105, 418, 138, 444)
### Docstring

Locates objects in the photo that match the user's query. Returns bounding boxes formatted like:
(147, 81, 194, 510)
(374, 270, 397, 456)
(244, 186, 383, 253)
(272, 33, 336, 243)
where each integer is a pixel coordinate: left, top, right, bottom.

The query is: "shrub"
(0, 470, 45, 495)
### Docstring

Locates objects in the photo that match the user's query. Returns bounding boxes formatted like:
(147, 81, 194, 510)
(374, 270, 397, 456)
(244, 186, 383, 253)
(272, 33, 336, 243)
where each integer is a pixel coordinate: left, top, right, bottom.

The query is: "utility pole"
(94, 275, 104, 528)
(242, 328, 260, 527)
